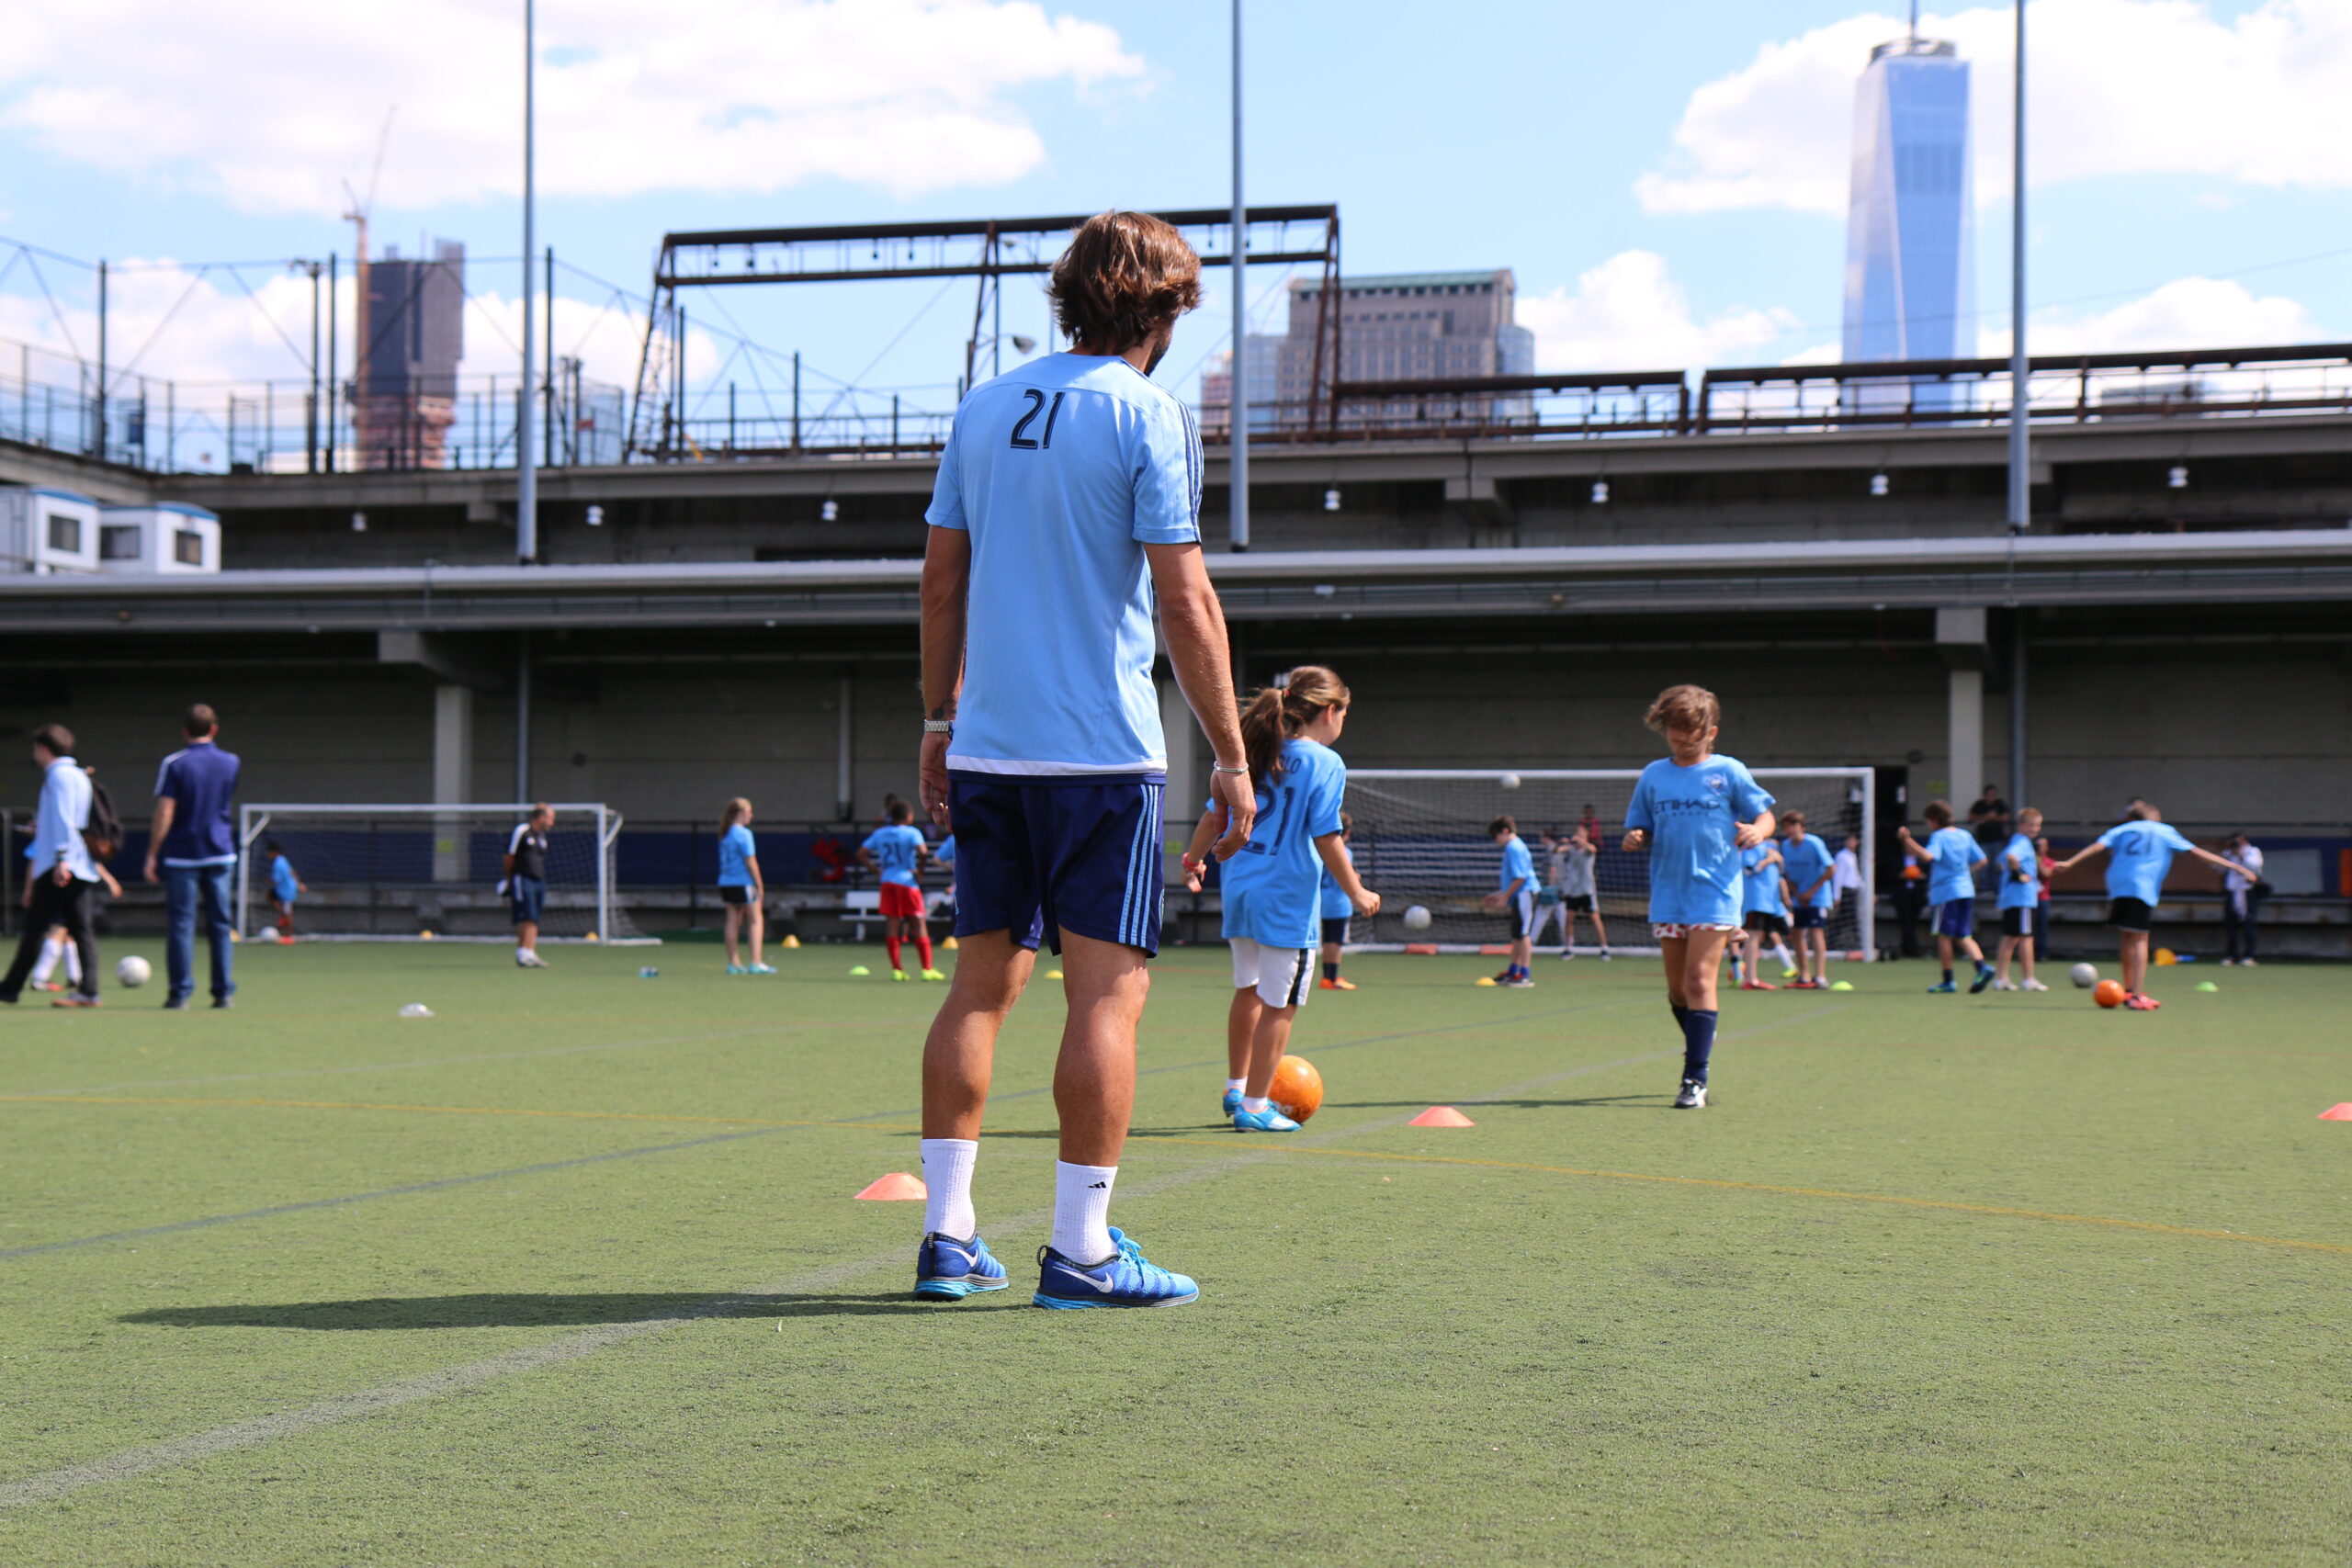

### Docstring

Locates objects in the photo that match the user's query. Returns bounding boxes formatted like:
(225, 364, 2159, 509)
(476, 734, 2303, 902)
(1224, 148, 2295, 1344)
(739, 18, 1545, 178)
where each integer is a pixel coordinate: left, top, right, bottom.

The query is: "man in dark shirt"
(503, 804, 555, 968)
(1966, 784, 2010, 851)
(145, 704, 241, 1010)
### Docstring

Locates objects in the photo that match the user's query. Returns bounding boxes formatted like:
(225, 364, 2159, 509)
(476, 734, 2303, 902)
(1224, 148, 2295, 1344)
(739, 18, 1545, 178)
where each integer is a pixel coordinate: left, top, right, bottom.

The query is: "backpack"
(81, 768, 122, 862)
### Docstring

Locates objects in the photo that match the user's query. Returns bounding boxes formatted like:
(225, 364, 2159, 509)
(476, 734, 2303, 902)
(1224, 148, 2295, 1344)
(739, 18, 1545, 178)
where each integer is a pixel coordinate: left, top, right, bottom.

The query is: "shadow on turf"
(121, 1292, 1021, 1329)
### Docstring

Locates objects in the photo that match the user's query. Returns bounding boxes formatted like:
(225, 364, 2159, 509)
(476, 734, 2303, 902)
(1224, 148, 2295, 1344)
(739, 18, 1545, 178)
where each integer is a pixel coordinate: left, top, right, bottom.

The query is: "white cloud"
(0, 0, 1143, 215)
(1984, 276, 2323, 357)
(1518, 251, 1803, 370)
(1637, 0, 2352, 216)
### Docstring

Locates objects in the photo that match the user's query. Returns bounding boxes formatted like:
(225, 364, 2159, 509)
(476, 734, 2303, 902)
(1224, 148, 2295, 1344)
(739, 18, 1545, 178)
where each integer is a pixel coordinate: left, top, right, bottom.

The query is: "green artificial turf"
(0, 941, 2346, 1565)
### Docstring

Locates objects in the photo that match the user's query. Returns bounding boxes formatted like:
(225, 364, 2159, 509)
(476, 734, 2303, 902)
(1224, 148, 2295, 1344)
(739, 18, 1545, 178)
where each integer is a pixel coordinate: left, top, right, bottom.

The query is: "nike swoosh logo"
(933, 1247, 974, 1268)
(1062, 1268, 1117, 1292)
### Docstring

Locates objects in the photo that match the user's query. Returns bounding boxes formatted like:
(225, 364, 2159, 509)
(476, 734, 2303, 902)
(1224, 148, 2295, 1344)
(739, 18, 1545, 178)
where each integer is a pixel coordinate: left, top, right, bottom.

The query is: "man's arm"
(144, 795, 177, 883)
(918, 525, 969, 829)
(1145, 540, 1253, 860)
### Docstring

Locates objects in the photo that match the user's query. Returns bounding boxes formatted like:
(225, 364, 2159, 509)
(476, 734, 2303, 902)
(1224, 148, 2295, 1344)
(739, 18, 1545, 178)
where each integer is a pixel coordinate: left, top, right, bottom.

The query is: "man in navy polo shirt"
(145, 703, 241, 1010)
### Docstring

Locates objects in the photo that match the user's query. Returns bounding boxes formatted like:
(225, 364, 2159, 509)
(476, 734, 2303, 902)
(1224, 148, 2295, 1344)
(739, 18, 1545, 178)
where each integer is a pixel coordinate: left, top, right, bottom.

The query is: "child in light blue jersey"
(1735, 840, 1788, 991)
(1898, 799, 1994, 993)
(1182, 668, 1378, 1131)
(859, 801, 936, 980)
(1481, 817, 1538, 987)
(1990, 807, 2046, 992)
(2051, 800, 2241, 1009)
(1317, 812, 1359, 990)
(1776, 811, 1837, 988)
(266, 840, 305, 943)
(715, 798, 774, 975)
(1623, 684, 1775, 1111)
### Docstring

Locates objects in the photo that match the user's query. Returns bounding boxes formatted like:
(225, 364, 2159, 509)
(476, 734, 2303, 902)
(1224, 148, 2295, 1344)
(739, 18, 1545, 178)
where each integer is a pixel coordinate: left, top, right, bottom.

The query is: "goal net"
(1340, 769, 1874, 958)
(233, 803, 652, 944)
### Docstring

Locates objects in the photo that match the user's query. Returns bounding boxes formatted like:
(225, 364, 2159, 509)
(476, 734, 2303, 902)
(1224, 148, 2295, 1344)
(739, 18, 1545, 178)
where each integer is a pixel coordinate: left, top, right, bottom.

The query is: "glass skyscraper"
(1841, 36, 1973, 412)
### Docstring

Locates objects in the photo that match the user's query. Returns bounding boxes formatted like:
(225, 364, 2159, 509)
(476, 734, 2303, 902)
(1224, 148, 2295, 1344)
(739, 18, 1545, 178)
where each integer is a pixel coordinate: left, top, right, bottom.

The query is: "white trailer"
(97, 502, 222, 574)
(0, 487, 101, 575)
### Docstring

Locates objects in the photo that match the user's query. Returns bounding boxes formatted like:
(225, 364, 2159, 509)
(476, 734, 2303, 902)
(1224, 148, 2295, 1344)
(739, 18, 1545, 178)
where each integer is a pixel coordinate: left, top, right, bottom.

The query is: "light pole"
(518, 0, 538, 565)
(2007, 0, 2027, 535)
(1228, 0, 1250, 552)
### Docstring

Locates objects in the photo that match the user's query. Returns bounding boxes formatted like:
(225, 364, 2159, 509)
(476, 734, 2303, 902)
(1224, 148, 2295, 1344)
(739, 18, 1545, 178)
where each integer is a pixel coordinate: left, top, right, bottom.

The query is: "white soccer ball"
(2070, 963, 2098, 989)
(1402, 905, 1433, 932)
(1499, 773, 1522, 790)
(115, 954, 152, 988)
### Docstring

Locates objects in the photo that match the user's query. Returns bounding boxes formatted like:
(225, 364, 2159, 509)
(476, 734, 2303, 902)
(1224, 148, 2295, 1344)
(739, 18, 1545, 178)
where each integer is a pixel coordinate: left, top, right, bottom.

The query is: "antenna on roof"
(1908, 1, 1920, 42)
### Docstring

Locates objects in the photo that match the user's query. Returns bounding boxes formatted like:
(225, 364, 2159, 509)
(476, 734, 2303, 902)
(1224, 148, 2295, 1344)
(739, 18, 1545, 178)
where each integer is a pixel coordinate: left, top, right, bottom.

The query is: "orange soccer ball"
(2094, 979, 2127, 1009)
(1268, 1054, 1325, 1123)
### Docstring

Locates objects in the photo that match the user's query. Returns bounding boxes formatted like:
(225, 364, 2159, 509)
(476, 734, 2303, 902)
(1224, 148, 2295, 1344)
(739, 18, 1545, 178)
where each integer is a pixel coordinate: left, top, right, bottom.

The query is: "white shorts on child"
(1229, 937, 1315, 1010)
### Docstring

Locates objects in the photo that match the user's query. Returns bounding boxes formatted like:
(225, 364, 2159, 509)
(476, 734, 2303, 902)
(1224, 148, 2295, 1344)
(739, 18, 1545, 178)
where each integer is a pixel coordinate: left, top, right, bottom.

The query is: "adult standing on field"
(145, 703, 241, 1010)
(503, 804, 555, 968)
(2219, 832, 2265, 966)
(910, 209, 1253, 1310)
(1, 724, 104, 1008)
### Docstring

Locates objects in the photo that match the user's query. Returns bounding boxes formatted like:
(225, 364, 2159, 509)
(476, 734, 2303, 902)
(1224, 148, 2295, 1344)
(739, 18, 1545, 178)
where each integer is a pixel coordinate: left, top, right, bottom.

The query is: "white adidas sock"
(1242, 1096, 1271, 1114)
(63, 941, 81, 984)
(31, 933, 63, 985)
(1224, 1077, 1245, 1095)
(920, 1138, 978, 1239)
(1051, 1160, 1117, 1262)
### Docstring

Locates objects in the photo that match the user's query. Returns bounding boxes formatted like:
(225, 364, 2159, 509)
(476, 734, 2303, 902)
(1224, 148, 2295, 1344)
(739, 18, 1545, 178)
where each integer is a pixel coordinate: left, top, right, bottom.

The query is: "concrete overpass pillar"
(433, 684, 474, 882)
(1936, 607, 1987, 811)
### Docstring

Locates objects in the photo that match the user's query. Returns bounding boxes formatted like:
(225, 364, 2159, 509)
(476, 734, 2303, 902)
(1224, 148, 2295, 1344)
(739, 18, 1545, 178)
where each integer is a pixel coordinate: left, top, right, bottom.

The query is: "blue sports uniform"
(1497, 833, 1537, 939)
(927, 353, 1198, 955)
(1779, 831, 1835, 928)
(1624, 756, 1776, 928)
(862, 824, 925, 887)
(1920, 824, 1984, 938)
(717, 823, 756, 888)
(2095, 820, 2196, 929)
(269, 854, 299, 903)
(1318, 863, 1353, 922)
(1219, 738, 1347, 952)
(1740, 845, 1787, 918)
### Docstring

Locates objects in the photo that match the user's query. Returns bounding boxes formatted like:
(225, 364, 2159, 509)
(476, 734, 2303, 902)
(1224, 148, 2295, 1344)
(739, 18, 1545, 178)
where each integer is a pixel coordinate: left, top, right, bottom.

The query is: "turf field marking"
(0, 1044, 1673, 1507)
(0, 1091, 879, 1132)
(0, 1128, 801, 1262)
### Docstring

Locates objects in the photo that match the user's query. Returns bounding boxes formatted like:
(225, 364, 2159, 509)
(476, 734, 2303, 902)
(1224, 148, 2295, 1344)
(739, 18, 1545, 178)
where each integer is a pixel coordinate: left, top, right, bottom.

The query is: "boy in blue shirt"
(1480, 816, 1538, 987)
(1898, 800, 1994, 993)
(1735, 840, 1788, 991)
(266, 840, 304, 943)
(1990, 806, 2048, 992)
(1317, 811, 1359, 991)
(1776, 810, 1837, 988)
(2051, 800, 2241, 1010)
(1623, 684, 1776, 1111)
(859, 801, 940, 981)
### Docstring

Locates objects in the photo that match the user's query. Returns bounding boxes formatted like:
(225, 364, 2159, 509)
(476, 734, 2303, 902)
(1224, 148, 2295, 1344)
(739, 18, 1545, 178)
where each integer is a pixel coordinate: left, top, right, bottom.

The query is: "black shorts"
(1560, 893, 1595, 913)
(1320, 916, 1350, 946)
(1790, 905, 1826, 931)
(2109, 897, 2154, 933)
(2000, 908, 2030, 937)
(1744, 910, 1788, 935)
(719, 885, 752, 907)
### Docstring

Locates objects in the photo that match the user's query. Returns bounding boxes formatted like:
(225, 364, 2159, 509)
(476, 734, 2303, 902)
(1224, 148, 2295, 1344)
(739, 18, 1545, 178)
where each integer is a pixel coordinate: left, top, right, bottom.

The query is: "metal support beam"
(835, 673, 854, 820)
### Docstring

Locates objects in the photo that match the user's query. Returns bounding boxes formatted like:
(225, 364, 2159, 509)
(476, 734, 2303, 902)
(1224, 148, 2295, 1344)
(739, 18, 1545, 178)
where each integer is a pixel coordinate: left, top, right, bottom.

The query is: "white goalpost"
(1340, 768, 1876, 959)
(234, 802, 653, 945)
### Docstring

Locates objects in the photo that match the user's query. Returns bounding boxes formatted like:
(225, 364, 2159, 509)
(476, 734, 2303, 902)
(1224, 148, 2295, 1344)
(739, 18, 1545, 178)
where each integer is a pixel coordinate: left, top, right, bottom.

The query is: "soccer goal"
(233, 803, 654, 944)
(1341, 769, 1875, 959)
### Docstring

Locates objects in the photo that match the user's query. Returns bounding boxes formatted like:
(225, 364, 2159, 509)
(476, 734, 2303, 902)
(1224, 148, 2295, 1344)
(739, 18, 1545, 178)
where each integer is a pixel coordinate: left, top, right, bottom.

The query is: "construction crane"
(341, 107, 395, 420)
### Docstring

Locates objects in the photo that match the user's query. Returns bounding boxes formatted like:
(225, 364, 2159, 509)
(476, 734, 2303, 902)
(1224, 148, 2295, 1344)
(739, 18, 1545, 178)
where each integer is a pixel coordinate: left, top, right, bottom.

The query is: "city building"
(1841, 34, 1973, 412)
(1197, 333, 1283, 438)
(356, 240, 466, 469)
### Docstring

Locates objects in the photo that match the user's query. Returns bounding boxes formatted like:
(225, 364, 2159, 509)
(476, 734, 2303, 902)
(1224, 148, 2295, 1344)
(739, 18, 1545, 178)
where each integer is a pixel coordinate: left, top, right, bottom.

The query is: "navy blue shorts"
(1933, 898, 1974, 939)
(1790, 905, 1827, 931)
(948, 773, 1166, 956)
(510, 874, 547, 926)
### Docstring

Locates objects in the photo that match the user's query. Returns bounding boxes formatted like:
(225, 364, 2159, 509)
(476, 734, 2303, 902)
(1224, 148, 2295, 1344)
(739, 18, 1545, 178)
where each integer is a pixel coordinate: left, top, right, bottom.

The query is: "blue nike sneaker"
(1033, 1227, 1198, 1309)
(1969, 964, 1996, 994)
(912, 1232, 1010, 1301)
(1232, 1105, 1301, 1133)
(1927, 980, 1958, 993)
(1221, 1085, 1243, 1118)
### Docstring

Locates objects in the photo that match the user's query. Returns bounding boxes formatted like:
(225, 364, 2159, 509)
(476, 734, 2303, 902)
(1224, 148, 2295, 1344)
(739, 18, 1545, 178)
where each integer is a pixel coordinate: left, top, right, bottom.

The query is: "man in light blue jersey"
(2052, 801, 2241, 1010)
(1898, 799, 1994, 993)
(911, 211, 1253, 1310)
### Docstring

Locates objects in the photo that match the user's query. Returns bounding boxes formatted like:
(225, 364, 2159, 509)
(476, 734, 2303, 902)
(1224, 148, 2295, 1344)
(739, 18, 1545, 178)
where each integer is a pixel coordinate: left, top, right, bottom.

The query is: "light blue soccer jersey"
(269, 853, 299, 902)
(1318, 858, 1353, 920)
(933, 835, 956, 871)
(1498, 834, 1535, 894)
(1624, 755, 1776, 926)
(1996, 830, 2040, 910)
(716, 823, 756, 887)
(2096, 819, 2195, 904)
(1921, 825, 1984, 905)
(864, 824, 925, 887)
(1741, 845, 1787, 917)
(1219, 737, 1348, 950)
(1779, 831, 1835, 910)
(926, 353, 1202, 778)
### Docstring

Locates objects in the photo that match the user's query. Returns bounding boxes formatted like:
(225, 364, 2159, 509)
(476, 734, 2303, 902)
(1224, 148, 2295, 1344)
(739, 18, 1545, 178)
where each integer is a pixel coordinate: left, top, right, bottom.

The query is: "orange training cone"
(1408, 1106, 1476, 1128)
(854, 1172, 928, 1201)
(2319, 1104, 2352, 1122)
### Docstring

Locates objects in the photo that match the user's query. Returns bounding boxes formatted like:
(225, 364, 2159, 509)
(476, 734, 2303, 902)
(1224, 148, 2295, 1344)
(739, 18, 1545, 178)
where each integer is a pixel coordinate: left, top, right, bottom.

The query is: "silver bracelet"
(1211, 762, 1249, 775)
(922, 719, 954, 735)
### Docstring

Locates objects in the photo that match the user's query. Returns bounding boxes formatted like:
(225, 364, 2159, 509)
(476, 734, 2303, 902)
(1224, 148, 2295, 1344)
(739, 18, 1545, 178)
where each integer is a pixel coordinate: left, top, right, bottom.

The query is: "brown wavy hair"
(1239, 665, 1351, 788)
(1644, 683, 1720, 737)
(1051, 211, 1203, 352)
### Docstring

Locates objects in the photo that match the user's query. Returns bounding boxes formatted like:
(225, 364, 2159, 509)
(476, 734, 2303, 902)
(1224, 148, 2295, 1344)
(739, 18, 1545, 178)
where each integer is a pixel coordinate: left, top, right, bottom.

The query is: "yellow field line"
(0, 1091, 900, 1134)
(1140, 1134, 2352, 1258)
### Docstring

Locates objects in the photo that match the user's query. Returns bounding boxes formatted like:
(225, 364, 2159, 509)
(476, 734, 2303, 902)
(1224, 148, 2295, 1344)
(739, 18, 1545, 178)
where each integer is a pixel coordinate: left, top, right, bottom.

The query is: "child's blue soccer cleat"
(1927, 979, 1958, 993)
(1221, 1086, 1243, 1118)
(1033, 1227, 1198, 1309)
(1232, 1105, 1301, 1133)
(912, 1233, 1010, 1301)
(1970, 964, 1996, 994)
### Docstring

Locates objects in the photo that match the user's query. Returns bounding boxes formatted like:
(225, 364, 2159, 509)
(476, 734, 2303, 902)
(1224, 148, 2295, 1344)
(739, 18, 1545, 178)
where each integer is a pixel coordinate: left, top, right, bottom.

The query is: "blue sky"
(0, 0, 2343, 434)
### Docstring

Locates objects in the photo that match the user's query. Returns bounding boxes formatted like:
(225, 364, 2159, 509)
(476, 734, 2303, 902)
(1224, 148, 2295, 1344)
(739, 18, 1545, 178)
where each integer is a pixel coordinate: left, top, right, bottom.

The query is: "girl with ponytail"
(1181, 666, 1381, 1131)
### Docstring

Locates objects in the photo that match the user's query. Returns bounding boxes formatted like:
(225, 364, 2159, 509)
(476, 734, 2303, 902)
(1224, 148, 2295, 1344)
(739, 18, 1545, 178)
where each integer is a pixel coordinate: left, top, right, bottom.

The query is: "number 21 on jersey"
(1010, 389, 1065, 450)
